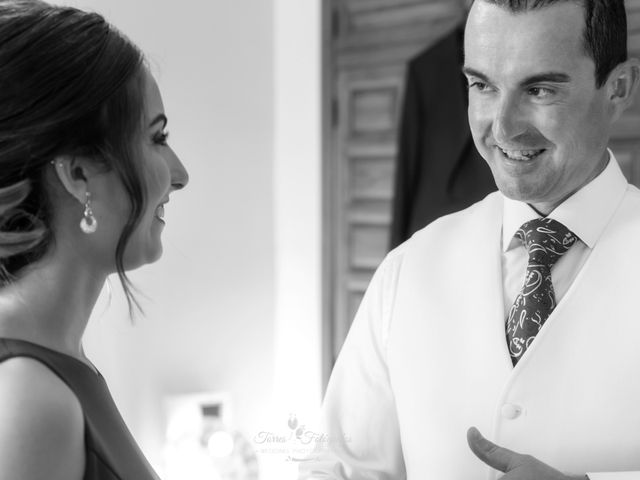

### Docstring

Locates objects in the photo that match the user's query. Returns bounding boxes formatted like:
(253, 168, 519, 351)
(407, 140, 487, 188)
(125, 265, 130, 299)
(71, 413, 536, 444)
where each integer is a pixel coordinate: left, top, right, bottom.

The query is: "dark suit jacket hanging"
(389, 25, 496, 250)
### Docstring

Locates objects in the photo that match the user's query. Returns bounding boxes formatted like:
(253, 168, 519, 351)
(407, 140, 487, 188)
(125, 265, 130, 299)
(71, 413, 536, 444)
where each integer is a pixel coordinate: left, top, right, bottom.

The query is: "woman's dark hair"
(0, 0, 148, 313)
(475, 0, 628, 88)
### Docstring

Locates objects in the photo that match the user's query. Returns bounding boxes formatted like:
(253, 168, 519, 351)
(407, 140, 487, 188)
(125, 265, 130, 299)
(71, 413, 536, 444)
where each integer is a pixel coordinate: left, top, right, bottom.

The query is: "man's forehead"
(464, 0, 585, 40)
(466, 0, 584, 12)
(463, 1, 589, 76)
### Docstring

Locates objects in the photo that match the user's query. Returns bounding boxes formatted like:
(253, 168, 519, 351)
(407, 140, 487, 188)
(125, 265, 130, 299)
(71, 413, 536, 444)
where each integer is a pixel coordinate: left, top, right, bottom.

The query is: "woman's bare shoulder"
(0, 357, 85, 480)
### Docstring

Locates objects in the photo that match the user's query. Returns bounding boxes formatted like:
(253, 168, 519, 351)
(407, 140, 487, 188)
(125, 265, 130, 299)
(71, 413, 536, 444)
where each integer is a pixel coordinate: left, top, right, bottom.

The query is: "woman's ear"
(51, 155, 91, 205)
(606, 58, 640, 123)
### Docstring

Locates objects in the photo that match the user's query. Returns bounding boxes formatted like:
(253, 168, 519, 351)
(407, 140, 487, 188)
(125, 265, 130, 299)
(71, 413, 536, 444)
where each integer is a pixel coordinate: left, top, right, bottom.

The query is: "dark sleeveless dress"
(0, 338, 160, 480)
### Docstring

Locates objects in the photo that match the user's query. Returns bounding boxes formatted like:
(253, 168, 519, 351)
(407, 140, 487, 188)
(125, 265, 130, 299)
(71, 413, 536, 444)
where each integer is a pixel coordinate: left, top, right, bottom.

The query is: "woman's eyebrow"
(149, 113, 167, 128)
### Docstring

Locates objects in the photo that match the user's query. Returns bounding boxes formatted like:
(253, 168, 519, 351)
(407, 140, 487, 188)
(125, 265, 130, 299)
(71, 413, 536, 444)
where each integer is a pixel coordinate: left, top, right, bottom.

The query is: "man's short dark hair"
(477, 0, 627, 87)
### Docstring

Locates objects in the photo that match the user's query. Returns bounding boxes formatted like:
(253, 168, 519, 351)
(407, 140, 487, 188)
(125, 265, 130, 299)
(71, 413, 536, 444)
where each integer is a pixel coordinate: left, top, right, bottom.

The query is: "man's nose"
(492, 95, 527, 145)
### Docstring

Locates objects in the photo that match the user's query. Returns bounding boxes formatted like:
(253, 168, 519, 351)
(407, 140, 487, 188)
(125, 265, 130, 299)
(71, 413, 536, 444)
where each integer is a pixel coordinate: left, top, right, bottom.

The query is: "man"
(300, 1, 640, 479)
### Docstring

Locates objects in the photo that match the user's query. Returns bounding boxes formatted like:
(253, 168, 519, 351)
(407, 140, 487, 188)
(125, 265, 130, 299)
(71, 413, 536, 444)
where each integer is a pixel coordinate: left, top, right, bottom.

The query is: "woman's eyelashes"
(153, 130, 170, 146)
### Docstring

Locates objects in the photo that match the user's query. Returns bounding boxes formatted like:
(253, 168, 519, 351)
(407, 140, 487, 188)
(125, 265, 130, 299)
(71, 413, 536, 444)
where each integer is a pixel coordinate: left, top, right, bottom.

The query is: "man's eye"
(528, 87, 555, 99)
(153, 130, 170, 145)
(468, 81, 491, 93)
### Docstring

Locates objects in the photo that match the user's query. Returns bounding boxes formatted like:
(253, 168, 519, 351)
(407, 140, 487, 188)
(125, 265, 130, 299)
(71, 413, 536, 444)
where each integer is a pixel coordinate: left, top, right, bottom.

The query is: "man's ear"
(51, 155, 92, 205)
(606, 58, 640, 123)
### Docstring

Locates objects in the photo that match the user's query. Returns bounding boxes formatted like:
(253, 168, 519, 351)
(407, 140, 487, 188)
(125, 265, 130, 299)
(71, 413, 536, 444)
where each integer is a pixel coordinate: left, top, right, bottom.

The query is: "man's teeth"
(499, 148, 544, 160)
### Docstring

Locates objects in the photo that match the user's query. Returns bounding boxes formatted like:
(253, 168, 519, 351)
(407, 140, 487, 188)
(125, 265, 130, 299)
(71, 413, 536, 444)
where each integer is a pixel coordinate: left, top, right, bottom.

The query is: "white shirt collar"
(502, 150, 628, 252)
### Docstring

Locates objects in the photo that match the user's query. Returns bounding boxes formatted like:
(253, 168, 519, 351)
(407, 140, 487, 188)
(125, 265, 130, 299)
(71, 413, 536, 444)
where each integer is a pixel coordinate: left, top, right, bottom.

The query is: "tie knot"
(516, 217, 577, 268)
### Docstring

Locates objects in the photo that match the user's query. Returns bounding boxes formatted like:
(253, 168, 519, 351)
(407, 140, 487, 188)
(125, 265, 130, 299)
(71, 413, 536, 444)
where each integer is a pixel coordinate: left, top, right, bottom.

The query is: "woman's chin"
(121, 244, 164, 272)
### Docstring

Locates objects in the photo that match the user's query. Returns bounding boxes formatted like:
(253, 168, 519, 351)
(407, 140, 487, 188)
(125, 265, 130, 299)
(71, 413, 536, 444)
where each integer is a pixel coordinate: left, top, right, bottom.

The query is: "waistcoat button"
(501, 404, 522, 419)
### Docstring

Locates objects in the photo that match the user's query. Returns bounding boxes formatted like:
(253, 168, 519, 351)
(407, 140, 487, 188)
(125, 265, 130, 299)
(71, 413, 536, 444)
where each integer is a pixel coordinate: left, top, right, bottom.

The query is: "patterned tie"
(506, 217, 577, 365)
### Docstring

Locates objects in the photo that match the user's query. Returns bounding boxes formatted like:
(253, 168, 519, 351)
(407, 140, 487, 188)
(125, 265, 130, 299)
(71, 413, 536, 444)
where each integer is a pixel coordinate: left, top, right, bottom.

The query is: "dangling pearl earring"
(80, 191, 98, 234)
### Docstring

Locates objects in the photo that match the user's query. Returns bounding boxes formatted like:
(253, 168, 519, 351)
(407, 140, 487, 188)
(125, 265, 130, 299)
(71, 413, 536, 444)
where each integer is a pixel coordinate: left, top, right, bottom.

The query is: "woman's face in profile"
(94, 70, 189, 272)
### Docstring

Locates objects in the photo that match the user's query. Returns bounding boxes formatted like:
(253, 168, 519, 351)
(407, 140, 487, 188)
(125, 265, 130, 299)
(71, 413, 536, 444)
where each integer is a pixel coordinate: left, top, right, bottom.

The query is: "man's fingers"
(466, 427, 521, 473)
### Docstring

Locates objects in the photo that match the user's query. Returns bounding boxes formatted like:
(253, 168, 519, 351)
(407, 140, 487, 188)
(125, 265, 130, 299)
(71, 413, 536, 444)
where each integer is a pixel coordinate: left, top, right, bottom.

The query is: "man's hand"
(467, 427, 585, 480)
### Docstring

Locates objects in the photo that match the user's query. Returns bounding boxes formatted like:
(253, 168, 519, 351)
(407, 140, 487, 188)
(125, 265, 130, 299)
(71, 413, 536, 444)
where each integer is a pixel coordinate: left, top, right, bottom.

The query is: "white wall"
(273, 0, 323, 426)
(49, 0, 322, 477)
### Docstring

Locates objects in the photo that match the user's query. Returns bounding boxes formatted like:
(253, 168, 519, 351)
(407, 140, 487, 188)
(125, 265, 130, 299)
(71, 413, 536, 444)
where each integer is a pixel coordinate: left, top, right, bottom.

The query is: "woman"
(0, 1, 188, 478)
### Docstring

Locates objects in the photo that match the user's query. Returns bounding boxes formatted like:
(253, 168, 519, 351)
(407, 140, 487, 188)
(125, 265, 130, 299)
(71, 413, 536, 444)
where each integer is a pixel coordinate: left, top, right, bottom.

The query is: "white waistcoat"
(389, 190, 640, 480)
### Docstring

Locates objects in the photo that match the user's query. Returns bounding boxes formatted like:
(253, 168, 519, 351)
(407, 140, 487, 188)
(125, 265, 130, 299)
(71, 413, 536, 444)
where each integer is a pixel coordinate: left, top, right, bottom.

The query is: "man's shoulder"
(406, 191, 503, 245)
(607, 183, 640, 235)
(623, 182, 640, 204)
(381, 192, 502, 273)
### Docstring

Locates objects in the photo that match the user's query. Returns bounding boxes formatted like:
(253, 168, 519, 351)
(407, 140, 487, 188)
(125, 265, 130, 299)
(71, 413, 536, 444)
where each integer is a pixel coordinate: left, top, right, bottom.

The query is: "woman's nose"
(169, 151, 189, 191)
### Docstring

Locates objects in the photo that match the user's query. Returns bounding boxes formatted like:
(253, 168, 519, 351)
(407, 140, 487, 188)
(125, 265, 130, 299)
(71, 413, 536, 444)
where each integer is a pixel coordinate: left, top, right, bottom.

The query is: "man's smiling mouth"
(498, 147, 546, 161)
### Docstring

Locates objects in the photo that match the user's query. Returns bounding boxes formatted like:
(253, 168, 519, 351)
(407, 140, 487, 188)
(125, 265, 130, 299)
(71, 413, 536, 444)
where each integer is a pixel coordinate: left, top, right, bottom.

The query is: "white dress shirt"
(501, 151, 627, 317)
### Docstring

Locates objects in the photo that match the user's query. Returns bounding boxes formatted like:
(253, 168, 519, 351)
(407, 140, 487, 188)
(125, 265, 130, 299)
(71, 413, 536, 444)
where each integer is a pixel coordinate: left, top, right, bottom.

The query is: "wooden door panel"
(346, 0, 459, 13)
(338, 22, 462, 58)
(350, 86, 399, 136)
(350, 224, 389, 269)
(348, 3, 462, 30)
(349, 155, 395, 200)
(348, 200, 393, 226)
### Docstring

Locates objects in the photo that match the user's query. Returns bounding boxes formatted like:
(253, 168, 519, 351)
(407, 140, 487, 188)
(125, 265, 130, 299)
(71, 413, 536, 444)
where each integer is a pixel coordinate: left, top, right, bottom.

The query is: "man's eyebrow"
(520, 72, 571, 85)
(462, 67, 572, 86)
(149, 113, 167, 128)
(462, 67, 489, 82)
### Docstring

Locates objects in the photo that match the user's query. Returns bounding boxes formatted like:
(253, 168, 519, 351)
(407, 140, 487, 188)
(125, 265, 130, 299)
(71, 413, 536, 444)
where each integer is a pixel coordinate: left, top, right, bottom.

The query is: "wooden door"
(322, 0, 467, 385)
(323, 0, 640, 386)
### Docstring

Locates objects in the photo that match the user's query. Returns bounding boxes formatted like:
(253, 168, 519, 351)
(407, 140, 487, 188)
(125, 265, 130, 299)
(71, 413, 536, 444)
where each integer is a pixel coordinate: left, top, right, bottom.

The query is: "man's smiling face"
(463, 1, 612, 214)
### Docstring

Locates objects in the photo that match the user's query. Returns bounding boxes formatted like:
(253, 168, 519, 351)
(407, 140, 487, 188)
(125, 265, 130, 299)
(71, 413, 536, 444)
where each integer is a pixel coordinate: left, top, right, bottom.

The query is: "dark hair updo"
(0, 0, 148, 312)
